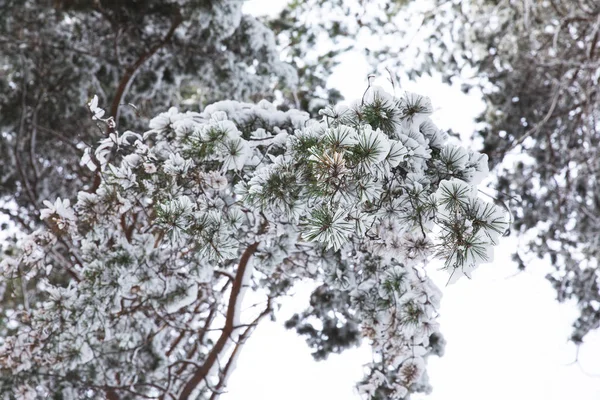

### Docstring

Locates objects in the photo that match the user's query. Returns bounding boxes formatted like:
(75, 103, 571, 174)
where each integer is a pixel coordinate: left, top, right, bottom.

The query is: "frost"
(166, 283, 199, 314)
(163, 153, 194, 176)
(0, 87, 504, 399)
(87, 95, 105, 120)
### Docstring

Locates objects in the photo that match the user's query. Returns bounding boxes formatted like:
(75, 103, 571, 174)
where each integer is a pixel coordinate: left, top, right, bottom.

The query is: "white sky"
(222, 1, 600, 399)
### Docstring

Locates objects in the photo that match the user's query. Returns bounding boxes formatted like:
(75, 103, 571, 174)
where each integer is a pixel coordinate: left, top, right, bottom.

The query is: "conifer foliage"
(280, 0, 600, 344)
(403, 0, 600, 344)
(0, 87, 506, 399)
(0, 0, 296, 234)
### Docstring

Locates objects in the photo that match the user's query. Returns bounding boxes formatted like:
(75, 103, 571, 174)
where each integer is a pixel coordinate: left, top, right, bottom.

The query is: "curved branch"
(109, 10, 183, 124)
(178, 242, 260, 399)
(208, 298, 273, 400)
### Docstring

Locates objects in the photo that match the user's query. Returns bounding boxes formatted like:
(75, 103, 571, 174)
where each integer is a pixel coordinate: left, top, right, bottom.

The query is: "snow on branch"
(0, 86, 506, 399)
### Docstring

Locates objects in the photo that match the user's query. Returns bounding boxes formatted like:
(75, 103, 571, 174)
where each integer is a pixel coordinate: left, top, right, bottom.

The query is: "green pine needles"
(0, 87, 507, 399)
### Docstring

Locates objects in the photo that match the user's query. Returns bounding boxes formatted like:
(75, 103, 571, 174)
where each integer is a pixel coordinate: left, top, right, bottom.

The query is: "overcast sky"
(220, 2, 600, 399)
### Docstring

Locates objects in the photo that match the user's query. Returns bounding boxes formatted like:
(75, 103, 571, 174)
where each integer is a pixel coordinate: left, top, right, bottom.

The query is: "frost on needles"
(0, 87, 507, 399)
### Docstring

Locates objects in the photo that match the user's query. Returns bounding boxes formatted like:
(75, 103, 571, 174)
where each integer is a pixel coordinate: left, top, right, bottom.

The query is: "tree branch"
(109, 11, 182, 123)
(178, 242, 260, 399)
(208, 298, 273, 400)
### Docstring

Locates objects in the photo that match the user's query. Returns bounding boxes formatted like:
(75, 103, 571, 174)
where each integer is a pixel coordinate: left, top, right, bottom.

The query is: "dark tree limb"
(109, 10, 183, 123)
(178, 242, 260, 399)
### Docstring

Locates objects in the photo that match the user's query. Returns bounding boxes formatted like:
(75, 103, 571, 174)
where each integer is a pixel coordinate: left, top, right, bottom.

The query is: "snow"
(221, 22, 600, 399)
(224, 239, 600, 400)
(232, 254, 256, 327)
(165, 283, 199, 314)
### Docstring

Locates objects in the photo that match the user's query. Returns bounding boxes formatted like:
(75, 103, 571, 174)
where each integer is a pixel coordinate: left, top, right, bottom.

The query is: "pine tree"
(398, 0, 600, 343)
(0, 87, 506, 399)
(0, 0, 296, 235)
(270, 0, 600, 344)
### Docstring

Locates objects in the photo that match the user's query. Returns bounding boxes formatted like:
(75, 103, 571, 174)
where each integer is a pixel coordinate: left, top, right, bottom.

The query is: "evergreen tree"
(0, 87, 506, 399)
(269, 0, 600, 343)
(400, 0, 600, 344)
(0, 0, 296, 233)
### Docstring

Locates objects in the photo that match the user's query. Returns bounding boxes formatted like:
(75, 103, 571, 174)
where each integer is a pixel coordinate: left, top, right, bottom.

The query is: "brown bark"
(109, 10, 182, 124)
(178, 242, 260, 399)
(208, 298, 273, 400)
